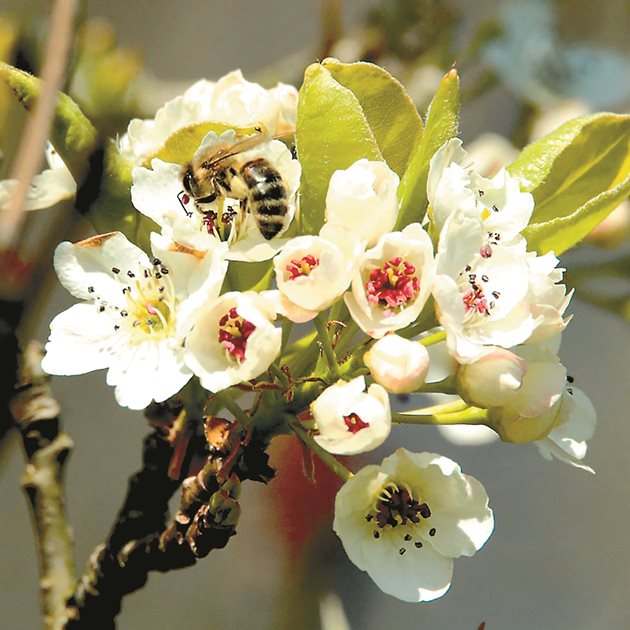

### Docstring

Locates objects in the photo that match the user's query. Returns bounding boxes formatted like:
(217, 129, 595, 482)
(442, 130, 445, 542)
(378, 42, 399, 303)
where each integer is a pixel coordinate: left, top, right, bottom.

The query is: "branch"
(63, 417, 275, 628)
(10, 341, 76, 630)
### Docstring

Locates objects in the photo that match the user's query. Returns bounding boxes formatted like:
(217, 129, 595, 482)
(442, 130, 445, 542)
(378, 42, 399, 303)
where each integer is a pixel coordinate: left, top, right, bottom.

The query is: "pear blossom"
(273, 223, 361, 316)
(41, 232, 228, 409)
(427, 138, 534, 251)
(345, 223, 434, 338)
(535, 385, 596, 473)
(184, 291, 282, 392)
(0, 144, 76, 212)
(325, 159, 400, 247)
(131, 129, 301, 262)
(333, 448, 494, 602)
(311, 376, 391, 455)
(364, 335, 429, 394)
(118, 70, 298, 164)
(433, 211, 535, 361)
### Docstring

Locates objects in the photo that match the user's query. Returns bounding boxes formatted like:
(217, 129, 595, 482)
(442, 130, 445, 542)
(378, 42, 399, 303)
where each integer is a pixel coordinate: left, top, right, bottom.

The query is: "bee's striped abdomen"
(240, 158, 289, 239)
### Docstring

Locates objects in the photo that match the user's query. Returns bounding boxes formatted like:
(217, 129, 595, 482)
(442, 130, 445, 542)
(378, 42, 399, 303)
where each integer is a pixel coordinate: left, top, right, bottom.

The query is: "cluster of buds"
(35, 63, 602, 603)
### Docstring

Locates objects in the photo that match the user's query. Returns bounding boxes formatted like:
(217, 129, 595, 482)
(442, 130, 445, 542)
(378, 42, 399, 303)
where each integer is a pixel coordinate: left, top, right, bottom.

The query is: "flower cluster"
(39, 66, 598, 604)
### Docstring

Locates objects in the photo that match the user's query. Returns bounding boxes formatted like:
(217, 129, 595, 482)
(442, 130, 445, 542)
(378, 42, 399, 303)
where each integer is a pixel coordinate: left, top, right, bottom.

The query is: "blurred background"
(0, 0, 629, 628)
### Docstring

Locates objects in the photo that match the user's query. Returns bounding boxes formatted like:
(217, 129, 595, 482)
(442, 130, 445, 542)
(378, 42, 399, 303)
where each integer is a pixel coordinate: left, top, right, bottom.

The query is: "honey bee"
(178, 129, 291, 240)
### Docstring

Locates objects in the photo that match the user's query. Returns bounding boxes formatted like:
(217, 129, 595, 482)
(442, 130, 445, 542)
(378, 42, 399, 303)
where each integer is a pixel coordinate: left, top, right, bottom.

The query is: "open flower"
(311, 376, 391, 455)
(41, 232, 227, 409)
(433, 210, 535, 361)
(333, 448, 494, 602)
(428, 138, 533, 251)
(131, 129, 301, 262)
(345, 223, 434, 338)
(184, 291, 282, 392)
(325, 159, 400, 247)
(364, 334, 430, 394)
(273, 223, 361, 316)
(119, 70, 298, 164)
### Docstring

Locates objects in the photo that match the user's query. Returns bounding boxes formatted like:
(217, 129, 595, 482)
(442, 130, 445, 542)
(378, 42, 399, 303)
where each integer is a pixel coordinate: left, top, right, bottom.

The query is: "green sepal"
(321, 58, 423, 176)
(509, 113, 630, 254)
(0, 63, 98, 181)
(395, 68, 460, 230)
(296, 62, 383, 235)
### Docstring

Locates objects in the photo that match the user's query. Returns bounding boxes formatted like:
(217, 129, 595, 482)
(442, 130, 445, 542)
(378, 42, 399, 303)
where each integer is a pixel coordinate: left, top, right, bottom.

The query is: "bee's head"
(182, 167, 197, 195)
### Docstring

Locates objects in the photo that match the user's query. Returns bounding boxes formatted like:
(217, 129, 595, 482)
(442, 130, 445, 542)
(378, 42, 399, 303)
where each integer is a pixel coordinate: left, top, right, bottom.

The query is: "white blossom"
(273, 223, 361, 316)
(433, 211, 534, 361)
(311, 376, 391, 455)
(345, 223, 434, 338)
(427, 138, 533, 251)
(333, 448, 494, 602)
(535, 385, 596, 473)
(364, 335, 429, 394)
(131, 129, 301, 262)
(41, 232, 227, 409)
(184, 291, 282, 392)
(325, 159, 400, 247)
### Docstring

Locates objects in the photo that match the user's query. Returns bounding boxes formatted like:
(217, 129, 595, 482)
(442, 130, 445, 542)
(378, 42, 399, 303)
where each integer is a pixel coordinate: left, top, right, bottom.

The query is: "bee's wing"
(200, 130, 293, 169)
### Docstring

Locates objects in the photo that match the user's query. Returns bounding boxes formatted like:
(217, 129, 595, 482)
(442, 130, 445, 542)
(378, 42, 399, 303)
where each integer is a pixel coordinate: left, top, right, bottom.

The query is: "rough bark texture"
(10, 341, 76, 630)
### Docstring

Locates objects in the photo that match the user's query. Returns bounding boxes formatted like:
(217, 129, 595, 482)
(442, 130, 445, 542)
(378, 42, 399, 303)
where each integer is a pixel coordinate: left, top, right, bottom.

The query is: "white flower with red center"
(118, 70, 298, 164)
(363, 335, 430, 394)
(535, 384, 596, 473)
(184, 291, 282, 392)
(333, 448, 494, 602)
(433, 211, 535, 361)
(325, 159, 400, 247)
(344, 223, 434, 338)
(273, 224, 362, 317)
(40, 232, 227, 409)
(427, 138, 533, 252)
(310, 376, 391, 455)
(131, 129, 301, 262)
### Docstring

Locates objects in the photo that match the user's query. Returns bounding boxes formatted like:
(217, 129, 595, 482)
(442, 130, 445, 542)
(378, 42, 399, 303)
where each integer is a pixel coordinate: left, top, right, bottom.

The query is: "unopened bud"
(364, 335, 429, 394)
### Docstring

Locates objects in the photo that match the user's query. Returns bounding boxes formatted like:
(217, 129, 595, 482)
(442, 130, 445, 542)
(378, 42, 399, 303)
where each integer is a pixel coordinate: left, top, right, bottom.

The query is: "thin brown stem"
(0, 0, 79, 248)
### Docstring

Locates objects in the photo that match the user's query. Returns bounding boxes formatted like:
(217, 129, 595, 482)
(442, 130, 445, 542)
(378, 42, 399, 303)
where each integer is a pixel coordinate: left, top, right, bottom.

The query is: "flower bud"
(364, 334, 429, 394)
(457, 349, 526, 408)
(488, 400, 560, 444)
(325, 159, 400, 247)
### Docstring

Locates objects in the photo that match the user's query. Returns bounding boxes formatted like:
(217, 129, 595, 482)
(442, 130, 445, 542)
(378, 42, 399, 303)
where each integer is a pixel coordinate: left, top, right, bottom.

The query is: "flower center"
(179, 193, 242, 244)
(365, 257, 420, 313)
(369, 483, 431, 529)
(459, 265, 499, 322)
(286, 254, 320, 280)
(93, 258, 176, 342)
(218, 307, 256, 363)
(343, 412, 369, 434)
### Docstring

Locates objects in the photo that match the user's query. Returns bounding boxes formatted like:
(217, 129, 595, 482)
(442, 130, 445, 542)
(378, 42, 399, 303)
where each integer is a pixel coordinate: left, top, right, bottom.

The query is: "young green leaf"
(395, 68, 460, 230)
(508, 114, 630, 222)
(523, 172, 630, 255)
(321, 58, 423, 176)
(0, 63, 98, 181)
(296, 63, 382, 235)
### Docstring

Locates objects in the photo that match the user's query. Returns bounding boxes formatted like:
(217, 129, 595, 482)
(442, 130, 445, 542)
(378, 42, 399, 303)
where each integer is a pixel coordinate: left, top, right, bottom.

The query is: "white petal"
(0, 166, 76, 212)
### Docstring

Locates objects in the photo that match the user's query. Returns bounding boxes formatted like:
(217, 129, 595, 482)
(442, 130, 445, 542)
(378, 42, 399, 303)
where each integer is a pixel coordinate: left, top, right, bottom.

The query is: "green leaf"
(395, 68, 460, 230)
(508, 113, 630, 225)
(0, 63, 98, 181)
(145, 121, 264, 167)
(508, 113, 630, 254)
(296, 62, 382, 235)
(523, 172, 630, 255)
(226, 260, 274, 293)
(321, 58, 423, 176)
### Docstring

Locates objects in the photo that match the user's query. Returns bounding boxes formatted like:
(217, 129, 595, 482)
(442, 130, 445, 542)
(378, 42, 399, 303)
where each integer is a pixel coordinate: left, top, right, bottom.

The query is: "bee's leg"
(177, 191, 193, 217)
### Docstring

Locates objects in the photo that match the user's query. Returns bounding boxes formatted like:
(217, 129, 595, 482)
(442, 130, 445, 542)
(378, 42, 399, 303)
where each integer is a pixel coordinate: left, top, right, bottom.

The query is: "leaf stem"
(213, 391, 250, 427)
(419, 329, 447, 346)
(286, 414, 352, 482)
(392, 407, 488, 426)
